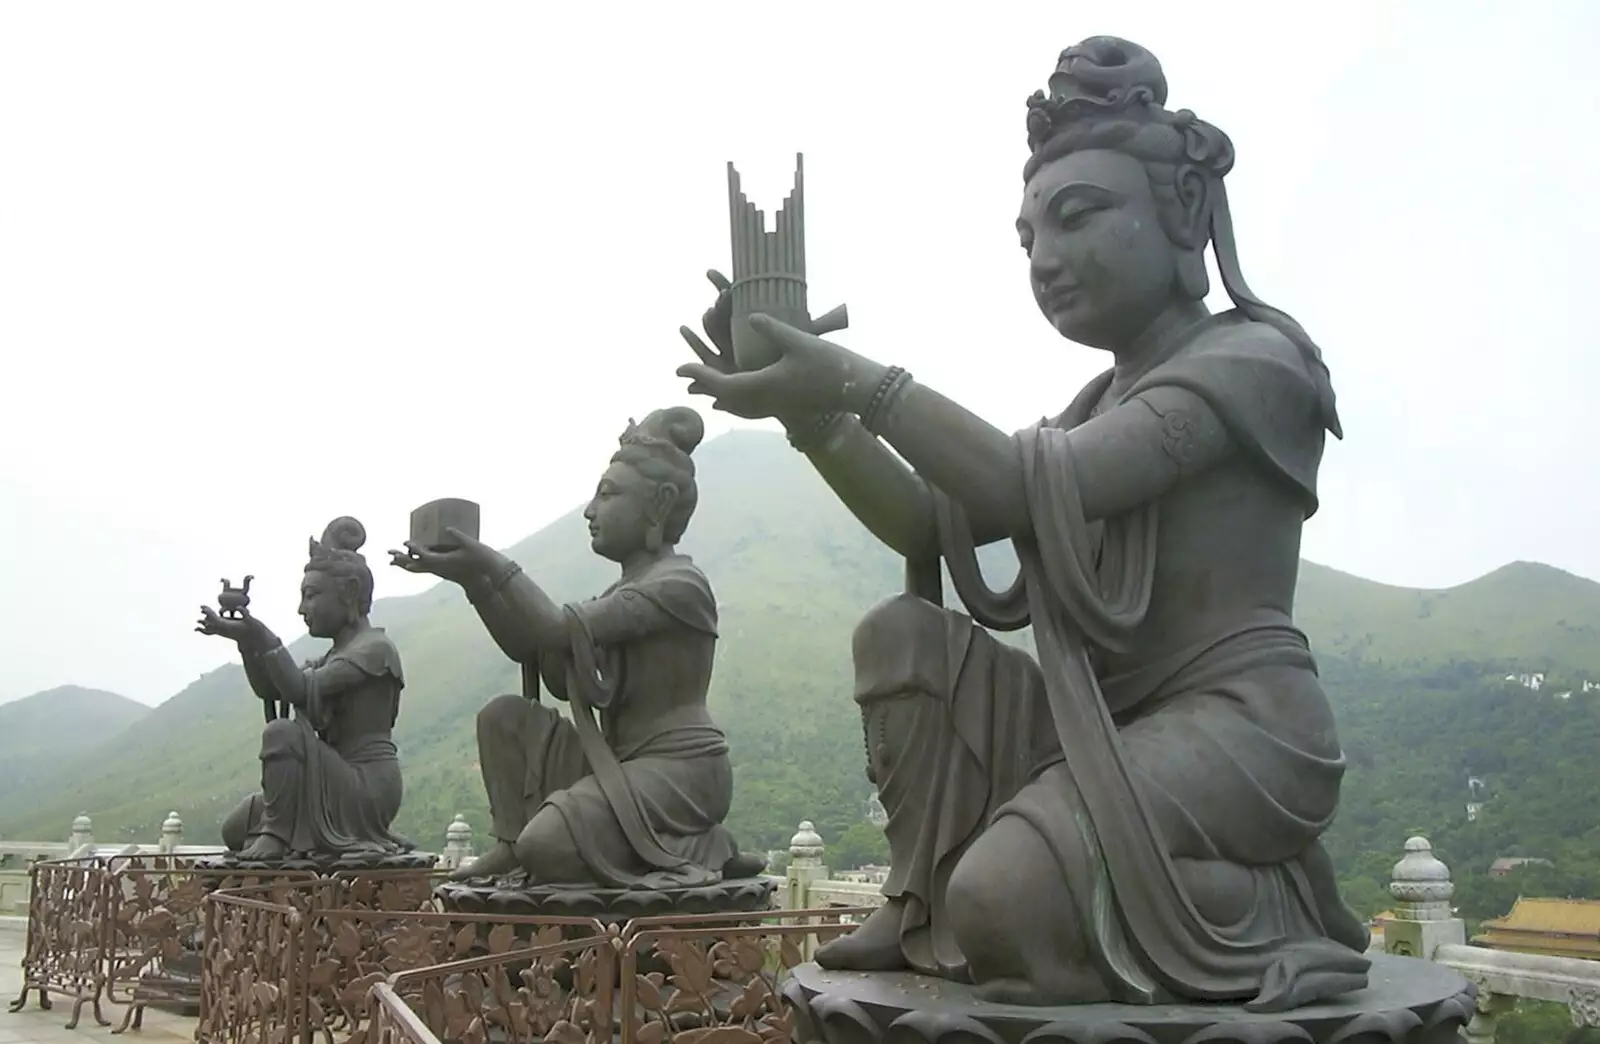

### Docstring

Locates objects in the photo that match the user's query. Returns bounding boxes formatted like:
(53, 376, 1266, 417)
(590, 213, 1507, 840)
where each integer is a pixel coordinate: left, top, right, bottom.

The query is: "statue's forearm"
(253, 642, 308, 707)
(494, 570, 569, 656)
(464, 578, 539, 663)
(797, 416, 939, 561)
(240, 651, 283, 707)
(846, 372, 1029, 540)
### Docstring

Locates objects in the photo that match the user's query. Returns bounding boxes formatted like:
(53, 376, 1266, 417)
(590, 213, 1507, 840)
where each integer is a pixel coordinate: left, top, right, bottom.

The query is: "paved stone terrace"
(0, 933, 195, 1044)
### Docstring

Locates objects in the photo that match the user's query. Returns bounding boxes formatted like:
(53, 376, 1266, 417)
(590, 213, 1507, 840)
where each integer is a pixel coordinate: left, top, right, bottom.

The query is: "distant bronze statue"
(198, 517, 411, 863)
(393, 407, 758, 888)
(677, 38, 1369, 1012)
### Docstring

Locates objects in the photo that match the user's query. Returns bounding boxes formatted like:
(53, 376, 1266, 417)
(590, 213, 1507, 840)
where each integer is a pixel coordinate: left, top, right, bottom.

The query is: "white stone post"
(787, 821, 830, 960)
(786, 821, 827, 911)
(442, 813, 474, 871)
(67, 812, 93, 856)
(159, 811, 183, 854)
(1385, 835, 1466, 960)
(1386, 838, 1507, 1040)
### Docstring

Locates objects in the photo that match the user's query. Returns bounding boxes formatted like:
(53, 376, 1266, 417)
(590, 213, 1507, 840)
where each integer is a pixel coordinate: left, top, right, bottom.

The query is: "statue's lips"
(1043, 284, 1081, 311)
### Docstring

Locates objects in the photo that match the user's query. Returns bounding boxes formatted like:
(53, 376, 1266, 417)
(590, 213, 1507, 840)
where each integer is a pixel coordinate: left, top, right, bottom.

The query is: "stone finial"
(441, 813, 475, 870)
(790, 821, 825, 861)
(159, 811, 183, 853)
(1390, 835, 1454, 905)
(67, 812, 94, 856)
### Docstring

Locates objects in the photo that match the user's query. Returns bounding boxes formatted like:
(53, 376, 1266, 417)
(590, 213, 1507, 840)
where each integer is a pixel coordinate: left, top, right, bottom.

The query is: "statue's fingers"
(442, 527, 488, 553)
(706, 269, 731, 292)
(679, 326, 723, 369)
(676, 362, 727, 388)
(747, 312, 813, 354)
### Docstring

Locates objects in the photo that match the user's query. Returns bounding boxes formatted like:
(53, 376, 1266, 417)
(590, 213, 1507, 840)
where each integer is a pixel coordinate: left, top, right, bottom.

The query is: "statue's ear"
(1171, 166, 1212, 250)
(649, 482, 680, 527)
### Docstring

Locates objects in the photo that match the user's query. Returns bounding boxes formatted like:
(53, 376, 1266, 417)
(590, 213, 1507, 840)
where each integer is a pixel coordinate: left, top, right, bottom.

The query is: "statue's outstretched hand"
(678, 313, 859, 421)
(442, 527, 508, 572)
(389, 528, 508, 586)
(388, 542, 482, 585)
(195, 605, 254, 644)
(677, 269, 735, 376)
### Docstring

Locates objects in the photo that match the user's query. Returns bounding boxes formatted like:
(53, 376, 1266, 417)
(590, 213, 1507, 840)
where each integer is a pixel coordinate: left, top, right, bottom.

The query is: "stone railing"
(0, 810, 481, 925)
(771, 820, 887, 924)
(1381, 834, 1600, 1042)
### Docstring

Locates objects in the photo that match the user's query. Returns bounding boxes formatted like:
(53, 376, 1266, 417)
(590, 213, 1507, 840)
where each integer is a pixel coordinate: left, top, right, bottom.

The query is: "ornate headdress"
(611, 407, 706, 545)
(1022, 37, 1342, 440)
(613, 408, 703, 476)
(305, 516, 375, 613)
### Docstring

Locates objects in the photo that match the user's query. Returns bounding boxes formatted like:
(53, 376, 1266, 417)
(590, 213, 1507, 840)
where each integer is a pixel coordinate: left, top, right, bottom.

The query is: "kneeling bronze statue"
(198, 517, 412, 864)
(394, 407, 761, 889)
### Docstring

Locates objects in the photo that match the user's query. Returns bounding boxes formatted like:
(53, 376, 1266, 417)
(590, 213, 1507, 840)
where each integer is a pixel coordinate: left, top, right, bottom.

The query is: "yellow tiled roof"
(1480, 897, 1600, 936)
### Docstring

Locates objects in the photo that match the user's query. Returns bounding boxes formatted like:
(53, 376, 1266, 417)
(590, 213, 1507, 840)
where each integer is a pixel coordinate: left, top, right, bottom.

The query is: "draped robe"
(860, 312, 1371, 1010)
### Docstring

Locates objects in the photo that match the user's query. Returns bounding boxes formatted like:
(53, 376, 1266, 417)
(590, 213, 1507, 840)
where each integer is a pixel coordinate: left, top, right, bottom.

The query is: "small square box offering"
(409, 498, 481, 551)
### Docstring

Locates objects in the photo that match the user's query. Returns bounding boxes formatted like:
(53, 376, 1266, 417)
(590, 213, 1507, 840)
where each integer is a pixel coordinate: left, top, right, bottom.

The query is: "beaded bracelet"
(786, 411, 846, 453)
(860, 366, 914, 434)
(490, 561, 524, 593)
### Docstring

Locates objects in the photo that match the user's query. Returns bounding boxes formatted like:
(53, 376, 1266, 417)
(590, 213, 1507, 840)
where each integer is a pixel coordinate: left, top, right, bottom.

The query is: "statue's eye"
(1059, 203, 1105, 231)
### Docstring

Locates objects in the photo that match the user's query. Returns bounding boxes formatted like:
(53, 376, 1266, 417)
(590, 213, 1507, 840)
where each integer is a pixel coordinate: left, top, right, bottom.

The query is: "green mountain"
(1296, 559, 1600, 679)
(3, 431, 1598, 899)
(0, 686, 149, 830)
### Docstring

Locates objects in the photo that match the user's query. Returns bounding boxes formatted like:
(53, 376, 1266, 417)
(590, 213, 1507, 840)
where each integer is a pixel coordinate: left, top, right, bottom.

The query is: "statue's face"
(1018, 148, 1179, 351)
(583, 462, 657, 562)
(299, 570, 351, 638)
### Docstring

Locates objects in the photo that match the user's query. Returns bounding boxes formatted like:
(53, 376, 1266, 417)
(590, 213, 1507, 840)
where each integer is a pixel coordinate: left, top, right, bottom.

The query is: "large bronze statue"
(198, 517, 411, 863)
(677, 38, 1370, 1012)
(393, 407, 757, 889)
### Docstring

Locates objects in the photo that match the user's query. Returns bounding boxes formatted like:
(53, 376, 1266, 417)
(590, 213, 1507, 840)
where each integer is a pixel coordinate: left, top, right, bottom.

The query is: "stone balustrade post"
(1387, 837, 1495, 1038)
(786, 821, 827, 911)
(159, 811, 183, 854)
(442, 813, 474, 870)
(1385, 835, 1466, 960)
(786, 821, 829, 960)
(67, 812, 93, 856)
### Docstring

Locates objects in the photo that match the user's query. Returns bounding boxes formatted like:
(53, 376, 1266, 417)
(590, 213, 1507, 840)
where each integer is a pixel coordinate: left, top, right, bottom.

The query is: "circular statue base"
(782, 954, 1474, 1044)
(435, 874, 778, 923)
(192, 849, 438, 875)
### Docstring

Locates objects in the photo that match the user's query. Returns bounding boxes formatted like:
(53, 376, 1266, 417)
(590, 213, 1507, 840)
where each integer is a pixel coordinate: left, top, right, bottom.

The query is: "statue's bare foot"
(237, 835, 289, 862)
(450, 841, 518, 881)
(815, 901, 909, 972)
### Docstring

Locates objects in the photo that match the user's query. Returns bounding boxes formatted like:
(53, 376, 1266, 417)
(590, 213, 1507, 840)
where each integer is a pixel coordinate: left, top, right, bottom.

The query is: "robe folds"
(246, 627, 411, 855)
(864, 313, 1370, 1010)
(497, 554, 740, 889)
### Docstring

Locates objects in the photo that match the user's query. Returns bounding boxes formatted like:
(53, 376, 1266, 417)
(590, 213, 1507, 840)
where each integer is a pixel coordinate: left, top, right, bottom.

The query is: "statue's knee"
(477, 693, 526, 730)
(1173, 857, 1254, 927)
(260, 719, 303, 760)
(854, 593, 945, 651)
(513, 809, 587, 883)
(853, 594, 951, 700)
(220, 796, 256, 852)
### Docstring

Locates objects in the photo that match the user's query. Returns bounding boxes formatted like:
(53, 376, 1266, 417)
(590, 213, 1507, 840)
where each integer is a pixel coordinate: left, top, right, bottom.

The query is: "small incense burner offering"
(409, 498, 482, 552)
(218, 576, 254, 619)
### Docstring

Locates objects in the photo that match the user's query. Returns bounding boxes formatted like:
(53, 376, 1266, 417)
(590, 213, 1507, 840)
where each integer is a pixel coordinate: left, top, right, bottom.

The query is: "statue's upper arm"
(1066, 385, 1233, 521)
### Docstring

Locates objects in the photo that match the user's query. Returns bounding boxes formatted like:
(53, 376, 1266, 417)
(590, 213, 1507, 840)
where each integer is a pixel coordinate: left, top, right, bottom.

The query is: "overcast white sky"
(2, 2, 1594, 706)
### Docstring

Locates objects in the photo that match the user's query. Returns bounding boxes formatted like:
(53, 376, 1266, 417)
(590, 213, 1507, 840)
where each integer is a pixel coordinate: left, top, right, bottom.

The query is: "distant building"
(1488, 856, 1554, 878)
(1473, 897, 1600, 960)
